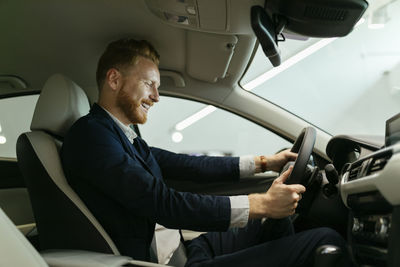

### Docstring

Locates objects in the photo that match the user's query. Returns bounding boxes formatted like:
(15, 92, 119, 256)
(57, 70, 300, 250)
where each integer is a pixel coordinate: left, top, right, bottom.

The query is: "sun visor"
(186, 31, 238, 83)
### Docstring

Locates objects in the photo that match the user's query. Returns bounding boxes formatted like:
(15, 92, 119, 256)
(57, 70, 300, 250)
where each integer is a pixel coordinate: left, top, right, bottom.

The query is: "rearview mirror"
(251, 0, 368, 66)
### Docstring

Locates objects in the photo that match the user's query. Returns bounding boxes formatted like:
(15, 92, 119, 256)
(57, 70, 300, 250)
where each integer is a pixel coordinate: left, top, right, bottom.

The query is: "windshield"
(241, 0, 400, 137)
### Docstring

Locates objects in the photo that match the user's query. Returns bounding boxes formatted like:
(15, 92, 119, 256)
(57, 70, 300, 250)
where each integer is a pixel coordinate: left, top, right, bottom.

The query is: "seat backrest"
(16, 74, 119, 254)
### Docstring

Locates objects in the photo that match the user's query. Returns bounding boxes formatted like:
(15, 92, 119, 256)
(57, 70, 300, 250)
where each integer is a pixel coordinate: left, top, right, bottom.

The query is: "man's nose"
(150, 85, 159, 103)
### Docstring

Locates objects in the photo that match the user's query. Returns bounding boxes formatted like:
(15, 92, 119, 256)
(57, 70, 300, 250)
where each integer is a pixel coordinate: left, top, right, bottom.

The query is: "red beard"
(116, 87, 147, 124)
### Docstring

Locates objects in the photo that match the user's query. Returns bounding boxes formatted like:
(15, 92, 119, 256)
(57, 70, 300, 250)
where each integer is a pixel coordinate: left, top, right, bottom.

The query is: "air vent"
(367, 155, 391, 175)
(304, 6, 348, 21)
(348, 165, 361, 181)
(347, 150, 393, 182)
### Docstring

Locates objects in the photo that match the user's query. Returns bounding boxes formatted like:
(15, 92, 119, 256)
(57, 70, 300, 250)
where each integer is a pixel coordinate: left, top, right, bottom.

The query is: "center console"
(341, 144, 400, 266)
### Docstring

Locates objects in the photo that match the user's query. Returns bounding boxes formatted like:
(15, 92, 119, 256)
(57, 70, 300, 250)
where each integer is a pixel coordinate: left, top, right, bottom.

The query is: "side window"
(139, 96, 291, 156)
(0, 95, 39, 158)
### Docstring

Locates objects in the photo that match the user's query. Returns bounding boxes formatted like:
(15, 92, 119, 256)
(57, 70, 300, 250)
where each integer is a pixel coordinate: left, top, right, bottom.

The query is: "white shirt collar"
(101, 106, 137, 144)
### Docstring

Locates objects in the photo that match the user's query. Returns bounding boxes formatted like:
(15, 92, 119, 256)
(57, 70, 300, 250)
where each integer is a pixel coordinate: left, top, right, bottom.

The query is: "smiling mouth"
(141, 102, 151, 112)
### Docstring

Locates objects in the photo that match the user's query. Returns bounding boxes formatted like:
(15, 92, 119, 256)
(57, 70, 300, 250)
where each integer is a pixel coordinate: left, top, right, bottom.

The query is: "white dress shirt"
(103, 108, 254, 264)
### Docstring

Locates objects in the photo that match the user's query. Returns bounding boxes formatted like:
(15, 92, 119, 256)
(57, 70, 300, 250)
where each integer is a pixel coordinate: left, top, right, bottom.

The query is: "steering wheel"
(284, 127, 316, 186)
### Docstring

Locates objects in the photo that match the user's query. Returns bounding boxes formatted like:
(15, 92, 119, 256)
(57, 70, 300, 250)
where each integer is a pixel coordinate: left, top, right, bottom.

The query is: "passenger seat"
(0, 207, 47, 267)
(0, 206, 167, 266)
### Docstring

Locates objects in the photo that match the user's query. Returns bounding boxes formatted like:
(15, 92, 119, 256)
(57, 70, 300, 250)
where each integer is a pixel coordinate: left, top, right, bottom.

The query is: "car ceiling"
(0, 0, 263, 101)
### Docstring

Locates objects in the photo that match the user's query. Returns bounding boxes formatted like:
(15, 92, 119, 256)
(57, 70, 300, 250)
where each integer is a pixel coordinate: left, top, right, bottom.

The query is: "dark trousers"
(185, 218, 350, 267)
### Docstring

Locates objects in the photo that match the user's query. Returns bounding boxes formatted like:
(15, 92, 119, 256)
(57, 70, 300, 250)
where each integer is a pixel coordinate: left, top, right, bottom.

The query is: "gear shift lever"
(314, 245, 342, 267)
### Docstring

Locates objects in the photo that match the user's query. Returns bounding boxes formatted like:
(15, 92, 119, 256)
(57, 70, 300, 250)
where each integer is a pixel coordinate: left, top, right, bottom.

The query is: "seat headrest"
(31, 74, 90, 137)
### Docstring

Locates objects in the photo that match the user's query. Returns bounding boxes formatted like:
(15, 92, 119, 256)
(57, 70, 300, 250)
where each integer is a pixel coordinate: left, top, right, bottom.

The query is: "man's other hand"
(255, 149, 297, 173)
(248, 166, 306, 219)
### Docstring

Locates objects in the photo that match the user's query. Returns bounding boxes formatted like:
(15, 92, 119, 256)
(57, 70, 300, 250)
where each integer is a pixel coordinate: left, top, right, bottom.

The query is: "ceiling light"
(175, 105, 217, 131)
(0, 123, 2, 132)
(0, 135, 6, 144)
(171, 132, 183, 143)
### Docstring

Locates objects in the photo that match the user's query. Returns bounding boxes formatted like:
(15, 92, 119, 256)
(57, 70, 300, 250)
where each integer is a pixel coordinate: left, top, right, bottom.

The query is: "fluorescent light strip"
(243, 38, 337, 91)
(175, 105, 217, 131)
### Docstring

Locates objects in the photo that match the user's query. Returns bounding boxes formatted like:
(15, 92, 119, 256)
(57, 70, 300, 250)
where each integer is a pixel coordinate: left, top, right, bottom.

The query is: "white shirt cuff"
(229, 195, 249, 228)
(239, 155, 256, 178)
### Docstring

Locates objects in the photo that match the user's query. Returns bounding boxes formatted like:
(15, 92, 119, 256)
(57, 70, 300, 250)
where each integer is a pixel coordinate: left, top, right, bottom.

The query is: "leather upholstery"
(30, 74, 90, 137)
(17, 74, 119, 255)
(0, 207, 48, 267)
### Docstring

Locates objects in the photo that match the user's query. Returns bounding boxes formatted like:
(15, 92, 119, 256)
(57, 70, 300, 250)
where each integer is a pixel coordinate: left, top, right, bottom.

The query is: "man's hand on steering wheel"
(248, 127, 317, 219)
(249, 166, 306, 219)
(255, 149, 297, 173)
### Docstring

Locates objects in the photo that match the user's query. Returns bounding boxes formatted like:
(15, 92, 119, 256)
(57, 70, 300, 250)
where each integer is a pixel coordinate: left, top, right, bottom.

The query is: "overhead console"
(145, 0, 264, 83)
(146, 0, 226, 31)
(145, 0, 264, 33)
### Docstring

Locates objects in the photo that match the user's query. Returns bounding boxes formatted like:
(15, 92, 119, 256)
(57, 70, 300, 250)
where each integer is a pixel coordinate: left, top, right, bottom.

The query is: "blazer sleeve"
(62, 119, 231, 232)
(150, 147, 240, 182)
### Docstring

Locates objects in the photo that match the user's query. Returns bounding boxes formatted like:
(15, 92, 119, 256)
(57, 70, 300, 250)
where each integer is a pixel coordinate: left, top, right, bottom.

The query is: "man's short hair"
(96, 38, 160, 90)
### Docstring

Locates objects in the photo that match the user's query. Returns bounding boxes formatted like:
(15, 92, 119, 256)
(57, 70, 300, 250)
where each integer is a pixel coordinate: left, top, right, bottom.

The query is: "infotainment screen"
(385, 112, 400, 147)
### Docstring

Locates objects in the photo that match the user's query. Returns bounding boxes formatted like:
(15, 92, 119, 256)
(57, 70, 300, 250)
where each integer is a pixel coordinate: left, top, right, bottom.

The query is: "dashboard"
(326, 135, 400, 266)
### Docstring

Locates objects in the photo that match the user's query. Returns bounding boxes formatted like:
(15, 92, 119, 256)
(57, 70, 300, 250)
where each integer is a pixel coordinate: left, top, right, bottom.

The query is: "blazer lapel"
(90, 104, 156, 176)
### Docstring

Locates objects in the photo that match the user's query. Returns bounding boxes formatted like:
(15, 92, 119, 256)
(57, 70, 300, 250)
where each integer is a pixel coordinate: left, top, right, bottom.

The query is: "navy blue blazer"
(61, 103, 240, 260)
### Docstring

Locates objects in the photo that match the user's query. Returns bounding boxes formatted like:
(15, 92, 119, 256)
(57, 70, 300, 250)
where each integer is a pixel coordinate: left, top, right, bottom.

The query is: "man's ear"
(106, 68, 121, 91)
